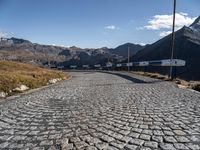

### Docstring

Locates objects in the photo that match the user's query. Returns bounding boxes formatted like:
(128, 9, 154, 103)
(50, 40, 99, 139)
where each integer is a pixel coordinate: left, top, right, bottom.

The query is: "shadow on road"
(101, 71, 163, 84)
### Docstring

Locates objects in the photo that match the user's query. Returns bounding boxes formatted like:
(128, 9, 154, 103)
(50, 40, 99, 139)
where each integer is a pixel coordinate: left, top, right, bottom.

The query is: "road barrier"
(70, 65, 77, 69)
(70, 59, 185, 69)
(83, 65, 89, 68)
(94, 64, 101, 68)
(118, 59, 186, 67)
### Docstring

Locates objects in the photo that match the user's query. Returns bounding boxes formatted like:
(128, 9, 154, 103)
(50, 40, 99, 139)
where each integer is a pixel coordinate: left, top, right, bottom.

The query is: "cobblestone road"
(0, 71, 200, 150)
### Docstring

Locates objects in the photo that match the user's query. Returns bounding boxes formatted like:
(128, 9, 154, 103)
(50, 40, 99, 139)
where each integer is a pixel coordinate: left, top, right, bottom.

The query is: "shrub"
(191, 84, 200, 92)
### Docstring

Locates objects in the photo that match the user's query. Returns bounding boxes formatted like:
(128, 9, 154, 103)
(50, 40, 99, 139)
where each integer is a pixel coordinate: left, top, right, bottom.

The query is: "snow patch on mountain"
(190, 16, 200, 32)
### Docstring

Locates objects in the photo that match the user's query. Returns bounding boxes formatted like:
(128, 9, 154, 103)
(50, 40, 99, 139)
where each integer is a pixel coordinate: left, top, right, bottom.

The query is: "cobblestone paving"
(0, 71, 200, 150)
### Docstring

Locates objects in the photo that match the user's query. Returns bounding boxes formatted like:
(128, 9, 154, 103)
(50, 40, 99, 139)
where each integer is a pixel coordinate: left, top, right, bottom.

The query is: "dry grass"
(0, 61, 68, 94)
(132, 71, 170, 81)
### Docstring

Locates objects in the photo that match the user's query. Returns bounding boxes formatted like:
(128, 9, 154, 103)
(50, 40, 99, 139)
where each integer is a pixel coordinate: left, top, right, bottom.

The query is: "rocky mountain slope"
(131, 16, 200, 80)
(109, 43, 144, 57)
(0, 38, 145, 67)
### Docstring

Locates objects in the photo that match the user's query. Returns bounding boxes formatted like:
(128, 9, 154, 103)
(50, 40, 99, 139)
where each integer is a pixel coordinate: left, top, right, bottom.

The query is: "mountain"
(109, 43, 145, 58)
(3, 16, 200, 81)
(0, 37, 69, 65)
(61, 47, 122, 68)
(190, 16, 200, 32)
(59, 44, 146, 68)
(58, 49, 71, 56)
(131, 16, 200, 81)
(0, 37, 145, 67)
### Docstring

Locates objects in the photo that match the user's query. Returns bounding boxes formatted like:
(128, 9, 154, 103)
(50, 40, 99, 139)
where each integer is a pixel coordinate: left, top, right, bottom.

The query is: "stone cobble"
(0, 71, 200, 150)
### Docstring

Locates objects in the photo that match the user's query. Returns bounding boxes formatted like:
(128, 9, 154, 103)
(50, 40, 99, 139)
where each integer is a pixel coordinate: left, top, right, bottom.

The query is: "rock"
(0, 92, 8, 98)
(13, 85, 29, 92)
(49, 78, 62, 84)
(57, 78, 62, 81)
(49, 79, 58, 84)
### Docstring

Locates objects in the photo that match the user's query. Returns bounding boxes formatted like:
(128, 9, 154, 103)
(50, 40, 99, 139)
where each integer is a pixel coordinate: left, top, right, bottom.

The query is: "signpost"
(169, 0, 176, 80)
(127, 45, 130, 72)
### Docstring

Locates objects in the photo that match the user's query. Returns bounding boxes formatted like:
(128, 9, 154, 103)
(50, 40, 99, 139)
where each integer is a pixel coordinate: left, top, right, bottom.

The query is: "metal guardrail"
(69, 59, 186, 69)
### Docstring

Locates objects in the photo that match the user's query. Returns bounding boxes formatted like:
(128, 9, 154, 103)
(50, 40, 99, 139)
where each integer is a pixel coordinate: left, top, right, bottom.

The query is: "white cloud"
(0, 30, 15, 38)
(105, 25, 119, 30)
(137, 43, 146, 46)
(179, 12, 188, 16)
(144, 13, 197, 30)
(0, 31, 8, 38)
(51, 44, 68, 48)
(159, 31, 172, 37)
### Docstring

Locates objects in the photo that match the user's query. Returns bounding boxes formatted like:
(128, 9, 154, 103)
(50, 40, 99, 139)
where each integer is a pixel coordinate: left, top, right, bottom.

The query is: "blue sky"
(0, 0, 199, 48)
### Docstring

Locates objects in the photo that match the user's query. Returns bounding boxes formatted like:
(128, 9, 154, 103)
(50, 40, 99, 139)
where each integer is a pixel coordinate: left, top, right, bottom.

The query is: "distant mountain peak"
(0, 37, 31, 45)
(190, 16, 200, 26)
(69, 46, 82, 51)
(11, 37, 31, 43)
(190, 16, 200, 32)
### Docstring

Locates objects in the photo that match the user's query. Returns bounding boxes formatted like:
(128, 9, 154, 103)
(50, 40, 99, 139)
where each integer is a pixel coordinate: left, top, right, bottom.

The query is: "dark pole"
(128, 45, 130, 72)
(169, 0, 176, 80)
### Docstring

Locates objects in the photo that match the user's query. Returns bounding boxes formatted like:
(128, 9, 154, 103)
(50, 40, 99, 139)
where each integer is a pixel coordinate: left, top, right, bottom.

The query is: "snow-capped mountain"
(190, 16, 200, 32)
